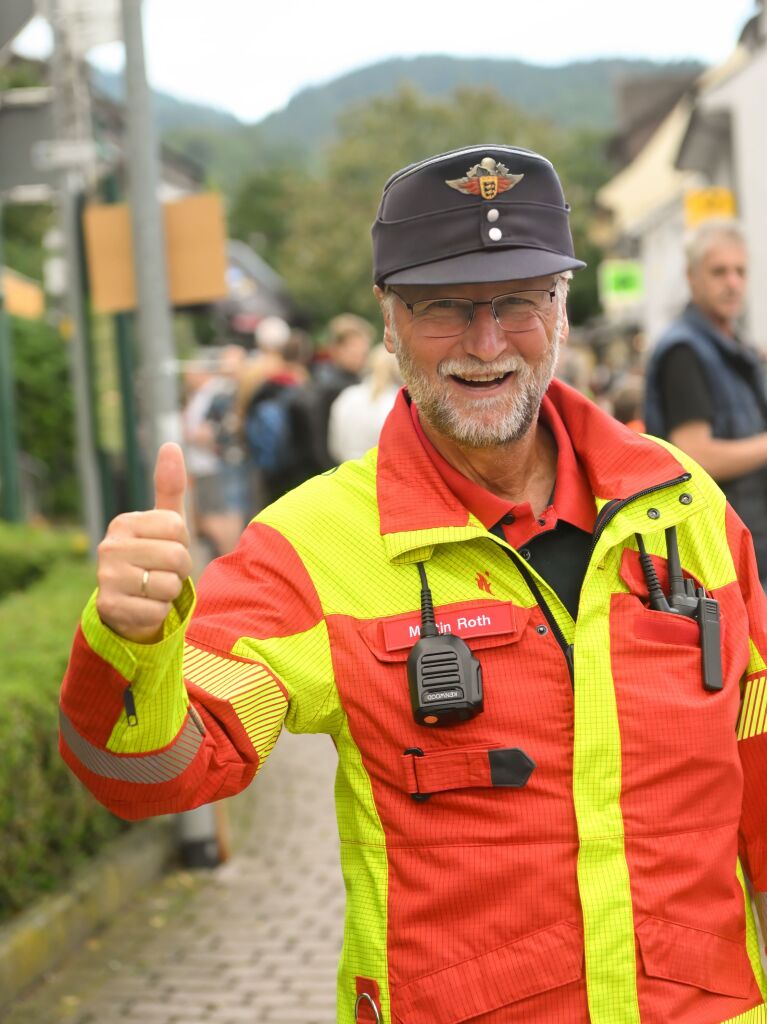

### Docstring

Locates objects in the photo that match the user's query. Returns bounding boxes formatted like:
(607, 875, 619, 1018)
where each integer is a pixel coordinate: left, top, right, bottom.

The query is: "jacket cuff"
(80, 580, 197, 754)
(81, 578, 196, 685)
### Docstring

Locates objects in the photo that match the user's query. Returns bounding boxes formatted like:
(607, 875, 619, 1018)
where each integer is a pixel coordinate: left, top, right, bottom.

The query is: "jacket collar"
(683, 303, 758, 367)
(376, 380, 688, 561)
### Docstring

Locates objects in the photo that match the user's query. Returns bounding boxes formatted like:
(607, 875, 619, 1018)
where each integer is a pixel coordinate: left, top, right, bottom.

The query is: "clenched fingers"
(106, 509, 190, 548)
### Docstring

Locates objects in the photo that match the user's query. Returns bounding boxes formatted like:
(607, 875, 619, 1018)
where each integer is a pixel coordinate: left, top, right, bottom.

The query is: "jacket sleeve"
(59, 521, 338, 820)
(729, 505, 767, 896)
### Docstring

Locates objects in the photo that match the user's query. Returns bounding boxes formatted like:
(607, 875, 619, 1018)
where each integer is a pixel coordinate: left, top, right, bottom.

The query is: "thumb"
(153, 442, 187, 518)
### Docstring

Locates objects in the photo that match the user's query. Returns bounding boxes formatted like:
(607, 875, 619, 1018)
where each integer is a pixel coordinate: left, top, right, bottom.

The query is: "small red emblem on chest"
(476, 571, 493, 594)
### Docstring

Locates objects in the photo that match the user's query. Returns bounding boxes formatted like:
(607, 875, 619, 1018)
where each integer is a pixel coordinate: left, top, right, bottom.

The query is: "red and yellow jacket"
(60, 380, 767, 1024)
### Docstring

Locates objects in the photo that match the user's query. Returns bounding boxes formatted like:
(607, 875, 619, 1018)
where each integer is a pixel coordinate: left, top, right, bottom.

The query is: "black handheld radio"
(407, 563, 483, 726)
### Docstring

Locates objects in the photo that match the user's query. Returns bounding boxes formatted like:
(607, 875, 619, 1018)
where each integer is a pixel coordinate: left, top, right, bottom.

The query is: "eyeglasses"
(389, 287, 557, 337)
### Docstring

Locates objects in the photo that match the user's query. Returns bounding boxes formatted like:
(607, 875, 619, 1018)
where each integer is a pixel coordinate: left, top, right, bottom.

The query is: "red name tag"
(382, 602, 516, 652)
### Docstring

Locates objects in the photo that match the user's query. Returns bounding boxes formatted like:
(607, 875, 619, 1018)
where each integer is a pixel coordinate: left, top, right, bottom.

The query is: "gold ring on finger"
(140, 568, 150, 598)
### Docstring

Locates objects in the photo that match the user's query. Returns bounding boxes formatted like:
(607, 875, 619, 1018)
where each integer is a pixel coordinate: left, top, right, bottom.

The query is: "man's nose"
(461, 303, 510, 360)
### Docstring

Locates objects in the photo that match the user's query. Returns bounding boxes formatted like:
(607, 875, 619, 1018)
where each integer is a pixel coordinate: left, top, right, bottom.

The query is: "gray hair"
(685, 219, 746, 270)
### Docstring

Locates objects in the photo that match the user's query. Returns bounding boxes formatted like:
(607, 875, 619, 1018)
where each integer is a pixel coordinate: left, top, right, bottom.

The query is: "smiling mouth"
(450, 371, 514, 389)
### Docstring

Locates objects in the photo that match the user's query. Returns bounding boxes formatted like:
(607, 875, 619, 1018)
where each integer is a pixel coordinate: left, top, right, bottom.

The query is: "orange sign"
(83, 192, 229, 314)
(1, 268, 44, 320)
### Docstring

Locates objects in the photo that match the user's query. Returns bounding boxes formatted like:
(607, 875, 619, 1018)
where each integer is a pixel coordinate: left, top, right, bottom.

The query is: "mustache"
(437, 356, 527, 378)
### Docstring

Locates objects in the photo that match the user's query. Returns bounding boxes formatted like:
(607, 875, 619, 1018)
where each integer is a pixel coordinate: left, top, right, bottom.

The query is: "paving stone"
(2, 732, 344, 1024)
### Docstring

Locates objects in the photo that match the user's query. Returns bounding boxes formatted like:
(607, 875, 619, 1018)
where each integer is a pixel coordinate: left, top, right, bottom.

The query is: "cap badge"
(445, 158, 524, 201)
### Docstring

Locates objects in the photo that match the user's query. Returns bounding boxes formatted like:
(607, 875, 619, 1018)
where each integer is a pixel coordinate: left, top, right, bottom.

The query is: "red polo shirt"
(409, 394, 596, 547)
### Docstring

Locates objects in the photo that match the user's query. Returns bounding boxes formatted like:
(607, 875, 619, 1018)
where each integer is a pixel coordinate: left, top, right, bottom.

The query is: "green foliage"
(228, 165, 300, 268)
(0, 522, 87, 599)
(234, 86, 612, 329)
(1, 203, 53, 279)
(154, 56, 700, 193)
(0, 558, 128, 922)
(11, 316, 80, 520)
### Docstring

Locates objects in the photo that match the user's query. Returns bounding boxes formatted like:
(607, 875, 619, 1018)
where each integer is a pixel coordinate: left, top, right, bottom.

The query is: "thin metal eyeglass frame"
(387, 287, 557, 336)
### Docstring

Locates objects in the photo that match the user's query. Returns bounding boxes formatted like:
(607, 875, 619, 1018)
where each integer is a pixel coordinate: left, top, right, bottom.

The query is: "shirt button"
(486, 208, 500, 222)
(520, 547, 532, 561)
(488, 227, 503, 241)
(536, 624, 548, 636)
(536, 517, 546, 526)
(501, 512, 515, 525)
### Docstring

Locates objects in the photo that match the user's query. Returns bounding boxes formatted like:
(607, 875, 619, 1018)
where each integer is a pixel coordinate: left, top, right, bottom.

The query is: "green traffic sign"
(599, 260, 645, 303)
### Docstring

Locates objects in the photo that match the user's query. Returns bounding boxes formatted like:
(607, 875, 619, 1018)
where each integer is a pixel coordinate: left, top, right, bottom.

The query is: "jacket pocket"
(392, 919, 582, 1024)
(636, 916, 754, 998)
(359, 599, 530, 664)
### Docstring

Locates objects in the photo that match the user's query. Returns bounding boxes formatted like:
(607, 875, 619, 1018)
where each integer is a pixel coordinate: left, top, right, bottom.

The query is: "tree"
(243, 86, 612, 332)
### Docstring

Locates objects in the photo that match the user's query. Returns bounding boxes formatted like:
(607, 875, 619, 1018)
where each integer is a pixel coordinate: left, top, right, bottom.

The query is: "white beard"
(393, 322, 562, 450)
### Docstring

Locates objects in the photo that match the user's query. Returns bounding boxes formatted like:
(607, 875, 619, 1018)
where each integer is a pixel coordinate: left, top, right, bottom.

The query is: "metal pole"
(121, 0, 220, 867)
(0, 199, 23, 521)
(120, 0, 182, 457)
(49, 0, 104, 552)
(103, 172, 147, 510)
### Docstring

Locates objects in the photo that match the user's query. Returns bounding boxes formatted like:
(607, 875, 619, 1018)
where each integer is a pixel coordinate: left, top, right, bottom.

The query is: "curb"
(0, 817, 176, 1008)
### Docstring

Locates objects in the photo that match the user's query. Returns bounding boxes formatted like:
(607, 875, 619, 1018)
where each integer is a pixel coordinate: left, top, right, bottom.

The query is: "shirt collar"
(408, 394, 596, 533)
(375, 380, 688, 548)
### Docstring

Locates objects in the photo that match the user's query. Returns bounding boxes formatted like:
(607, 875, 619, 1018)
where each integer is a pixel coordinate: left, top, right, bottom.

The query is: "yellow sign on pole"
(1, 268, 44, 320)
(83, 192, 229, 314)
(684, 187, 737, 227)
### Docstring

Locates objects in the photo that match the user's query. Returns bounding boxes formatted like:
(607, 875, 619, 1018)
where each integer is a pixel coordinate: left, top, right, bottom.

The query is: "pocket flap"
(361, 600, 529, 664)
(637, 916, 753, 998)
(393, 920, 582, 1024)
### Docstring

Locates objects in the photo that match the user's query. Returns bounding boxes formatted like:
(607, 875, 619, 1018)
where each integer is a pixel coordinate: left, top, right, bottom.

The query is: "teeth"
(456, 372, 507, 382)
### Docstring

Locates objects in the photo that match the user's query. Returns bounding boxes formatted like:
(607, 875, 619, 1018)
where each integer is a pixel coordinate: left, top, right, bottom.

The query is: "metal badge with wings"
(445, 157, 524, 200)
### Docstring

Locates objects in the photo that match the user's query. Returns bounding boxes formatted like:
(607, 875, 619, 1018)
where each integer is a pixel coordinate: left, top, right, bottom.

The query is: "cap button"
(488, 227, 502, 242)
(486, 208, 500, 223)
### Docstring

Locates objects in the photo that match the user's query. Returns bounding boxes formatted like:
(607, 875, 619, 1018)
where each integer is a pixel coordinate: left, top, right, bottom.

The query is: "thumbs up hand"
(96, 443, 193, 643)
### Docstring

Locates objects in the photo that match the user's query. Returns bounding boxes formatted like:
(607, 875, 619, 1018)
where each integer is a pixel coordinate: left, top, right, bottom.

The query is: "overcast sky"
(13, 0, 761, 124)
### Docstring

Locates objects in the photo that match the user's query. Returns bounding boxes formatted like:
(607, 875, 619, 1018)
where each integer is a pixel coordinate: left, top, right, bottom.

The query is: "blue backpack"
(244, 381, 320, 496)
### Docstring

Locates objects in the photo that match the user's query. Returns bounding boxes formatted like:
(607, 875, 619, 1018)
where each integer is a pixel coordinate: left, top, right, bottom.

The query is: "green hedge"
(0, 557, 130, 922)
(0, 522, 89, 600)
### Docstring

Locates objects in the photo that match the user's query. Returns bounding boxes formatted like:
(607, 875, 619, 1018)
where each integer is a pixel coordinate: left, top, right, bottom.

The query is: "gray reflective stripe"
(60, 709, 204, 783)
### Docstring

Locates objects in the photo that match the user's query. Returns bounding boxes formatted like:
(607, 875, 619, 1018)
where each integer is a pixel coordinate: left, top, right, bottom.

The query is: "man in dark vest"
(644, 219, 767, 586)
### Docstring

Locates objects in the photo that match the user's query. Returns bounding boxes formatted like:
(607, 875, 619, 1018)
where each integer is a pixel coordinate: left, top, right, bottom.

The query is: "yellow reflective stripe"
(335, 716, 390, 1023)
(184, 643, 288, 763)
(723, 1001, 767, 1022)
(738, 676, 767, 740)
(737, 858, 767, 1009)
(60, 708, 203, 783)
(574, 542, 640, 1024)
(747, 638, 767, 678)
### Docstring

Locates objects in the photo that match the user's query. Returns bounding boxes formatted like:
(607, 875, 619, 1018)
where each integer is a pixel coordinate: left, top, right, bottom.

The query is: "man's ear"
(373, 285, 396, 353)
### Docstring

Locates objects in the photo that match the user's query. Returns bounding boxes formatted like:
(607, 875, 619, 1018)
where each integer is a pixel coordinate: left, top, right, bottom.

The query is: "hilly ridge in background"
(92, 54, 703, 191)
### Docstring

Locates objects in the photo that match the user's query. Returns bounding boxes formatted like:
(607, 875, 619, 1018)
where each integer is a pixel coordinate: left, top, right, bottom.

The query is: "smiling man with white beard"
(60, 145, 767, 1024)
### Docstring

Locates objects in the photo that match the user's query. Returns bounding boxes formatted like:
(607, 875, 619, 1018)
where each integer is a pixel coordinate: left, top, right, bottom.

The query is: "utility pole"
(0, 202, 22, 521)
(120, 0, 182, 456)
(47, 0, 104, 551)
(120, 0, 221, 868)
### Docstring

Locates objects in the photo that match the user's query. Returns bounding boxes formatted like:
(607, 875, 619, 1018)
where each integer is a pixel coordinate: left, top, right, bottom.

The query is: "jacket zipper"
(589, 473, 692, 558)
(515, 557, 575, 686)
(495, 471, 693, 688)
(123, 686, 138, 727)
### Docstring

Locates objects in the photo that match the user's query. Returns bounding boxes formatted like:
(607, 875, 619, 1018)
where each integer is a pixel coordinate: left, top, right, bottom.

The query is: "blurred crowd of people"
(184, 216, 767, 584)
(181, 312, 401, 558)
(181, 303, 647, 561)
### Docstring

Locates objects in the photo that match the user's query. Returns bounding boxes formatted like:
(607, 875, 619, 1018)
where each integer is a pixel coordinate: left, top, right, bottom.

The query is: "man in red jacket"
(61, 146, 767, 1024)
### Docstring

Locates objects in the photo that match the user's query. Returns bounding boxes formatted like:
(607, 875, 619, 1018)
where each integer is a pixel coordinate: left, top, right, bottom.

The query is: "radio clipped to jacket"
(408, 563, 484, 726)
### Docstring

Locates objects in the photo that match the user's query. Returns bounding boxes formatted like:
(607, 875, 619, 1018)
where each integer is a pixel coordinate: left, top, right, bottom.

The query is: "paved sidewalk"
(2, 731, 344, 1024)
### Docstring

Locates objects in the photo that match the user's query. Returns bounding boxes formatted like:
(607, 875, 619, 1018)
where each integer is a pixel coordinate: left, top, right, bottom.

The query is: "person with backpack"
(241, 318, 319, 506)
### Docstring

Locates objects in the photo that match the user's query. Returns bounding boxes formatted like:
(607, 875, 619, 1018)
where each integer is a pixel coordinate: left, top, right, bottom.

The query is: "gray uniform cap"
(372, 144, 586, 286)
